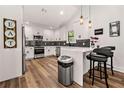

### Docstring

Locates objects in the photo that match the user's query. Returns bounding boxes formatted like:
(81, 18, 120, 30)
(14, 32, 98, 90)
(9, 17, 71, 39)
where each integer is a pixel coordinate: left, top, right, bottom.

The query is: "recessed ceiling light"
(60, 10, 64, 15)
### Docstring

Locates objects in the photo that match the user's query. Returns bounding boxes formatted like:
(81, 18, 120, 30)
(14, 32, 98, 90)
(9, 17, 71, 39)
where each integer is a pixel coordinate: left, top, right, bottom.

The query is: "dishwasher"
(56, 47, 61, 57)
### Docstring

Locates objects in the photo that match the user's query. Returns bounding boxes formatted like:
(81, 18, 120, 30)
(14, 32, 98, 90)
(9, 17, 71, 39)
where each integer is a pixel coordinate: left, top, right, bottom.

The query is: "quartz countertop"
(61, 47, 93, 52)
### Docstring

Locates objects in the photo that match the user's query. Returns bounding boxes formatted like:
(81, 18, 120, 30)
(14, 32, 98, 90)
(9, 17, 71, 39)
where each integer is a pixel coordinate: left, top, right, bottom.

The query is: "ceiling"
(24, 5, 80, 29)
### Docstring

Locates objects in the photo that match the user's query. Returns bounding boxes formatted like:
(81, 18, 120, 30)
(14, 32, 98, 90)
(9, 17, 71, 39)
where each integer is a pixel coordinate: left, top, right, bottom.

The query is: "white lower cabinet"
(25, 47, 34, 59)
(44, 46, 56, 56)
(25, 46, 56, 59)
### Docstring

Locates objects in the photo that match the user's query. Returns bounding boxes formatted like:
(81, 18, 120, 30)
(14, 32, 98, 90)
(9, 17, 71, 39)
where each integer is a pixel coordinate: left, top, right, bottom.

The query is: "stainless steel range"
(33, 35, 44, 58)
(34, 47, 44, 58)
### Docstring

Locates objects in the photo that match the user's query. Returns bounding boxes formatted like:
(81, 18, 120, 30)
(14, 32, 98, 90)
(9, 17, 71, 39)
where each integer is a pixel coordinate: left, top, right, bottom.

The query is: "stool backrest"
(101, 46, 116, 51)
(93, 48, 113, 57)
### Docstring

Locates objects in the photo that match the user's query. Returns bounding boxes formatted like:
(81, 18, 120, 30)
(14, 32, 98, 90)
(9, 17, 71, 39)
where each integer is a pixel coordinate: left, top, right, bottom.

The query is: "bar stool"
(86, 49, 109, 88)
(101, 46, 115, 75)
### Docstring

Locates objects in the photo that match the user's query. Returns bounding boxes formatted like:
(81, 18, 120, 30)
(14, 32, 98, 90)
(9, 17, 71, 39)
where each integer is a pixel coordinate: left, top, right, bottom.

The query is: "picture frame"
(109, 21, 120, 37)
(94, 28, 103, 35)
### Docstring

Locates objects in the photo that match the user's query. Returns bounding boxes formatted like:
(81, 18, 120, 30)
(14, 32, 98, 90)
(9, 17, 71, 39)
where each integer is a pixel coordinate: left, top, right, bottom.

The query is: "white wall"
(59, 5, 124, 73)
(89, 6, 124, 72)
(0, 6, 23, 82)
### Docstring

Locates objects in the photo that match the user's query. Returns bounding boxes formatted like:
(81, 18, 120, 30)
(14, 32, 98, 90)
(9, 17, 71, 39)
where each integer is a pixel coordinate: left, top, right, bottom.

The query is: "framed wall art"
(3, 18, 17, 48)
(94, 28, 103, 35)
(109, 21, 120, 37)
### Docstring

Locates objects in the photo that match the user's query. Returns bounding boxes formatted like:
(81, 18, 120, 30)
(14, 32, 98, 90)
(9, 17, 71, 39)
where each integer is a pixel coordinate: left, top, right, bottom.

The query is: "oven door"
(35, 48, 44, 54)
(34, 47, 44, 58)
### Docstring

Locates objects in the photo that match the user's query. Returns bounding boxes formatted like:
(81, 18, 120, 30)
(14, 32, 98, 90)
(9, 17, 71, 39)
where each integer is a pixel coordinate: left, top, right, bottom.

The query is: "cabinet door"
(43, 30, 54, 41)
(26, 35, 33, 41)
(25, 25, 33, 40)
(50, 47, 56, 56)
(54, 30, 60, 41)
(60, 27, 67, 41)
(44, 47, 56, 56)
(44, 47, 50, 56)
(25, 47, 34, 59)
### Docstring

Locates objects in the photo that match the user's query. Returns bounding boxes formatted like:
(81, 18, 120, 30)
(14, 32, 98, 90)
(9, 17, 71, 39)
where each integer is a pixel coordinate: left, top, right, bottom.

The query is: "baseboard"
(0, 73, 22, 83)
(113, 66, 124, 73)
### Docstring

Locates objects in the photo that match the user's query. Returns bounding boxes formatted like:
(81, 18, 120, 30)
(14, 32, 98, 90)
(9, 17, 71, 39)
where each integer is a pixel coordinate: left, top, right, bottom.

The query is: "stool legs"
(99, 62, 102, 79)
(92, 61, 95, 85)
(104, 62, 109, 88)
(111, 57, 114, 75)
(97, 63, 100, 71)
(91, 61, 109, 87)
(89, 60, 92, 78)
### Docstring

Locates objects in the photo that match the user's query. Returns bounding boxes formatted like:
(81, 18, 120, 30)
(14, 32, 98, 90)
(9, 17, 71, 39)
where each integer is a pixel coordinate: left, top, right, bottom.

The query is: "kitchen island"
(61, 47, 93, 86)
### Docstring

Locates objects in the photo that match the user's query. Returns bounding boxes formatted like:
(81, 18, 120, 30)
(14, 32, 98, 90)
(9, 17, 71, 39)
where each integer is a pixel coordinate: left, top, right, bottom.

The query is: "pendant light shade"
(88, 5, 92, 29)
(88, 20, 92, 28)
(80, 15, 83, 25)
(80, 5, 83, 25)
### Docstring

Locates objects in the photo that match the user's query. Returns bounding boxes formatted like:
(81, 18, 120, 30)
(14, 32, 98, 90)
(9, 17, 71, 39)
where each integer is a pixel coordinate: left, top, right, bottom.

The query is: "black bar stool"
(86, 49, 109, 88)
(101, 46, 115, 75)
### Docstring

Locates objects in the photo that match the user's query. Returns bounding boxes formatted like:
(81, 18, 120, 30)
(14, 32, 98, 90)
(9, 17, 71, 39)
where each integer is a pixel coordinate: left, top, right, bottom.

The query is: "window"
(68, 31, 75, 43)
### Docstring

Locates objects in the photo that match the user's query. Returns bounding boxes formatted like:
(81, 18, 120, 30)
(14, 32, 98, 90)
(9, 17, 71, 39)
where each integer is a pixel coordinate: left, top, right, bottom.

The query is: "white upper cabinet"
(33, 27, 43, 36)
(54, 30, 60, 41)
(54, 27, 67, 41)
(25, 25, 33, 40)
(43, 29, 54, 41)
(59, 28, 66, 41)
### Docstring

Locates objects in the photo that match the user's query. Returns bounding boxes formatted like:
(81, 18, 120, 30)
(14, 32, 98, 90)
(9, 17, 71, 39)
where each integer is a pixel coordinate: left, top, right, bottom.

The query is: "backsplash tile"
(76, 39, 90, 47)
(26, 39, 90, 47)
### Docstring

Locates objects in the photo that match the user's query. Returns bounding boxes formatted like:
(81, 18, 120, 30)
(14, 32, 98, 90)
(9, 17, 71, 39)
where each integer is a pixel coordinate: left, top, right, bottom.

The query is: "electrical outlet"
(83, 42, 85, 46)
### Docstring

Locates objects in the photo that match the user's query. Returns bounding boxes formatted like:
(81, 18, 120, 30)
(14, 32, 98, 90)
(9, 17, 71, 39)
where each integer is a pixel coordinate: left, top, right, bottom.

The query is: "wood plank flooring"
(0, 56, 124, 88)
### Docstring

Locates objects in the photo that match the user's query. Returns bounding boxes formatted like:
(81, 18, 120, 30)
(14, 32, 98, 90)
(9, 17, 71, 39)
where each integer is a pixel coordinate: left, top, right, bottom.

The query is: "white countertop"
(61, 47, 93, 52)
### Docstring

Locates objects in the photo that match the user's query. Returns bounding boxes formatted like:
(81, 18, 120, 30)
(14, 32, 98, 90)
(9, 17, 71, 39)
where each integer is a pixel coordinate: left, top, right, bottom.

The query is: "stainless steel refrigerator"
(22, 25, 26, 74)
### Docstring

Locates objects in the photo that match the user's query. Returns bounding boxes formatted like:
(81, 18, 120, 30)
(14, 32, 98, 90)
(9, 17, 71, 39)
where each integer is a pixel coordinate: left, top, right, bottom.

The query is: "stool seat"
(86, 53, 107, 62)
(93, 48, 113, 57)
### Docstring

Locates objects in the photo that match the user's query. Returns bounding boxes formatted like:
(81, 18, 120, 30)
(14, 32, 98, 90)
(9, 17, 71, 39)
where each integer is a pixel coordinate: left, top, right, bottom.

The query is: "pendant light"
(88, 5, 92, 28)
(80, 5, 83, 25)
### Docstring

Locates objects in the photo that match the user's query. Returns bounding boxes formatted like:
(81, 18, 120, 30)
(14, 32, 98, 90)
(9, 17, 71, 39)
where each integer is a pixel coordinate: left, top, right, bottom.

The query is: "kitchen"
(0, 5, 124, 88)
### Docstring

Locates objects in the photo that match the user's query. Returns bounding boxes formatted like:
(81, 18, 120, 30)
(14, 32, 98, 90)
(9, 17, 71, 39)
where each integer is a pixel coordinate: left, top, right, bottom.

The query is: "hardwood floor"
(0, 56, 80, 88)
(0, 56, 124, 88)
(83, 67, 124, 88)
